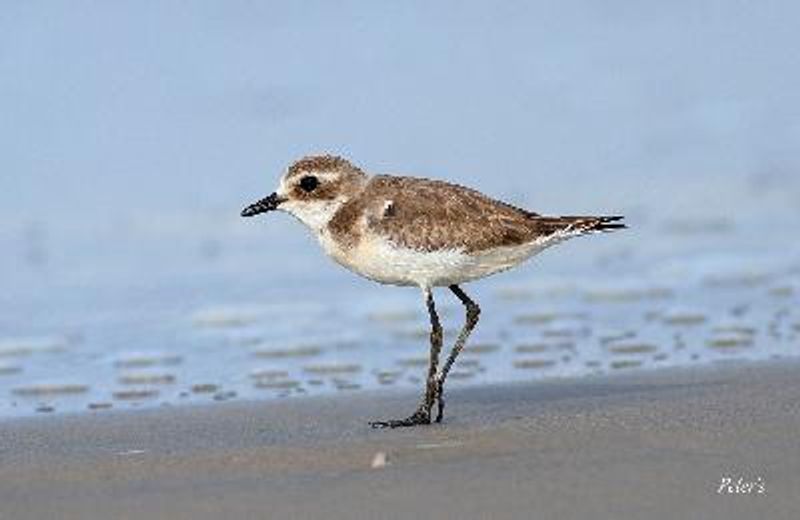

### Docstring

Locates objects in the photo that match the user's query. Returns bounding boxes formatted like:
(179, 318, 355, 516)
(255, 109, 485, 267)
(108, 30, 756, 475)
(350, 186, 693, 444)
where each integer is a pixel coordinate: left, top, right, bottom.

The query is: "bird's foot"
(370, 377, 446, 429)
(370, 407, 432, 429)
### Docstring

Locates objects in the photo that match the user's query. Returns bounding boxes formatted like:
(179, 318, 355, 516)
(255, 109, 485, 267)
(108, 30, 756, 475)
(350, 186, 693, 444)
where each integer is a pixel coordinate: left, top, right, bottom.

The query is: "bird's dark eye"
(299, 175, 319, 192)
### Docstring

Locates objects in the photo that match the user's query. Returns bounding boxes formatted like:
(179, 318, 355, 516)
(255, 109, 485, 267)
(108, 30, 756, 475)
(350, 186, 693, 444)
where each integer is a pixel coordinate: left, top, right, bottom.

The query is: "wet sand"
(1, 360, 798, 520)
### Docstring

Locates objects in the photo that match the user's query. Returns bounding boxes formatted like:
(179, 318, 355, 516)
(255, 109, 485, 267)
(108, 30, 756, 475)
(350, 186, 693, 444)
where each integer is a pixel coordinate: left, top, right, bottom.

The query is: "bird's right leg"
(433, 284, 481, 423)
(370, 287, 442, 428)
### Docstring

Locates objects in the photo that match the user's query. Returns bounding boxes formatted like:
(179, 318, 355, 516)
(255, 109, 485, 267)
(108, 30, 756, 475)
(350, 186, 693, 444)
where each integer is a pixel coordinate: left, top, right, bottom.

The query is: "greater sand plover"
(242, 155, 625, 428)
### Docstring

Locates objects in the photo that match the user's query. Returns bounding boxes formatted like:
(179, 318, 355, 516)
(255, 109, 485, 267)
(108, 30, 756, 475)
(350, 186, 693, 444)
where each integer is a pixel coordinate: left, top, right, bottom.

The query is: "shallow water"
(1, 222, 798, 418)
(1, 1, 799, 418)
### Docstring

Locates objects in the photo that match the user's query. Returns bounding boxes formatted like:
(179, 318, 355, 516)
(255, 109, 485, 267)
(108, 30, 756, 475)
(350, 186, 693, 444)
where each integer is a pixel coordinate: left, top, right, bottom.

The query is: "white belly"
(319, 231, 565, 288)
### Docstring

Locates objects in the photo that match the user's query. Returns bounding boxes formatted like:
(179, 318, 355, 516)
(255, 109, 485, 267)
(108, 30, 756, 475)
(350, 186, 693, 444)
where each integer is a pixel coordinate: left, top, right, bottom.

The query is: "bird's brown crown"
(286, 155, 364, 179)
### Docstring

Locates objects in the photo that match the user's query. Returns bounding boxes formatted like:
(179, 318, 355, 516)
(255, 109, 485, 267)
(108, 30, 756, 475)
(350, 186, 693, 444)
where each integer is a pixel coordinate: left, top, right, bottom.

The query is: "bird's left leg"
(370, 287, 443, 428)
(434, 284, 481, 423)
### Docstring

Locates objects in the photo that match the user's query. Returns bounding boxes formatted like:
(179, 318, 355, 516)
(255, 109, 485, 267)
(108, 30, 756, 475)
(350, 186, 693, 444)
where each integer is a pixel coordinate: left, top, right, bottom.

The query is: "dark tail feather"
(574, 215, 627, 233)
(530, 215, 627, 235)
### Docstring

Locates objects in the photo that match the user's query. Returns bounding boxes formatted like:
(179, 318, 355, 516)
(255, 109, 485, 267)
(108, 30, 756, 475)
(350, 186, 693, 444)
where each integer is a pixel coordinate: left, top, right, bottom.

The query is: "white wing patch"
(382, 200, 395, 218)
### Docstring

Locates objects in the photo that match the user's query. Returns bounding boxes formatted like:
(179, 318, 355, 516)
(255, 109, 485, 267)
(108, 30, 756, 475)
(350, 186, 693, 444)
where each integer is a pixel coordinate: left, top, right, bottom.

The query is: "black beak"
(241, 193, 284, 217)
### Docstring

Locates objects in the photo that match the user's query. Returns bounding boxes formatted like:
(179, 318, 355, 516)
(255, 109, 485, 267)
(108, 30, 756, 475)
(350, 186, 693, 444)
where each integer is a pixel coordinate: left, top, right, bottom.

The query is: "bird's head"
(241, 155, 367, 231)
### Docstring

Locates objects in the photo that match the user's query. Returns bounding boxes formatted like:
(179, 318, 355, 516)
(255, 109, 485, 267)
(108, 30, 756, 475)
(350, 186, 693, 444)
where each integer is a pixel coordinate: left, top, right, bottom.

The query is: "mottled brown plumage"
(328, 175, 624, 253)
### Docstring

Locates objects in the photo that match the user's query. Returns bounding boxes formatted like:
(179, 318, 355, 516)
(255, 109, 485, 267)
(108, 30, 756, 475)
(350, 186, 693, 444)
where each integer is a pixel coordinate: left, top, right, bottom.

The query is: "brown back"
(328, 175, 591, 253)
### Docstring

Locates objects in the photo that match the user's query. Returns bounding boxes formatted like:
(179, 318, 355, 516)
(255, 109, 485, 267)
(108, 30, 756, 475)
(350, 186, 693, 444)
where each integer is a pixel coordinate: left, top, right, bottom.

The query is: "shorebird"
(242, 155, 625, 428)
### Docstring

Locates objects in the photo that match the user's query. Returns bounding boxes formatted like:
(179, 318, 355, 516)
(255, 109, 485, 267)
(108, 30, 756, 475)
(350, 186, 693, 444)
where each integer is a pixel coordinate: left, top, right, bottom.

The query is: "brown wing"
(362, 176, 606, 253)
(328, 175, 625, 253)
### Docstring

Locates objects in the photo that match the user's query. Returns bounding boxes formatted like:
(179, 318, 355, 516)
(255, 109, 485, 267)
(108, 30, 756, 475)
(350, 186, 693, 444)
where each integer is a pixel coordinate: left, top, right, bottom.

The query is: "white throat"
(280, 199, 343, 234)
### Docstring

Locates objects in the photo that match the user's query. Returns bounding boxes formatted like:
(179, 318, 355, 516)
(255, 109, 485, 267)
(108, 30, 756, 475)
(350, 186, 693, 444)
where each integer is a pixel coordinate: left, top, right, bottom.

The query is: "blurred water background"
(1, 1, 799, 417)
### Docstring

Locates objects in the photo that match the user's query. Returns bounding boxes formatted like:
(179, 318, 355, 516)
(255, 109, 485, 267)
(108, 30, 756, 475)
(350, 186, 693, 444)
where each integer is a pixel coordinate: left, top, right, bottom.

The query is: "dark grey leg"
(370, 288, 443, 428)
(434, 284, 481, 423)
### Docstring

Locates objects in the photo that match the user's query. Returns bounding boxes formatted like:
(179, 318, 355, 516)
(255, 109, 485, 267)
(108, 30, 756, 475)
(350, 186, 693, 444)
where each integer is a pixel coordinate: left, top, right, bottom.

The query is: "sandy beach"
(2, 360, 798, 519)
